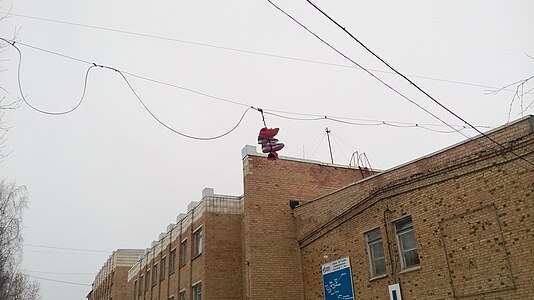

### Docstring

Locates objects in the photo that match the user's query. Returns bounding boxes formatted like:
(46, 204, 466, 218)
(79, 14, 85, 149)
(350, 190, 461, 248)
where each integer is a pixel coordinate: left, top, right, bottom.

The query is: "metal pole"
(325, 127, 334, 164)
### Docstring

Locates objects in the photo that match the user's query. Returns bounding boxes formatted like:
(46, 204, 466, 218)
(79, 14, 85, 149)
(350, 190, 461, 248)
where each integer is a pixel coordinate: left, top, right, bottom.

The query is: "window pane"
(367, 228, 381, 242)
(366, 228, 386, 277)
(170, 250, 176, 273)
(370, 242, 384, 259)
(374, 257, 386, 275)
(395, 217, 420, 269)
(399, 231, 417, 250)
(396, 218, 413, 232)
(180, 240, 187, 266)
(194, 229, 203, 256)
(404, 249, 420, 267)
(193, 283, 202, 300)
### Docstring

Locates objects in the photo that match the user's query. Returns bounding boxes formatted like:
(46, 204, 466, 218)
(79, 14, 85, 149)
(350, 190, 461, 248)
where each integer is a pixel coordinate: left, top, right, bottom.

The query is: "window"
(395, 217, 420, 269)
(193, 228, 203, 257)
(152, 263, 158, 286)
(365, 228, 386, 277)
(161, 256, 166, 280)
(139, 275, 143, 295)
(133, 280, 138, 300)
(169, 249, 176, 274)
(179, 290, 186, 300)
(192, 282, 202, 300)
(145, 270, 150, 291)
(180, 239, 187, 267)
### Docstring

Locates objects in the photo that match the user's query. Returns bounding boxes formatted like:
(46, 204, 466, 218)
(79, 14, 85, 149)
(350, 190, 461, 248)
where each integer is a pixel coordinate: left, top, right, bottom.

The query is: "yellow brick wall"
(296, 116, 534, 299)
(243, 155, 368, 299)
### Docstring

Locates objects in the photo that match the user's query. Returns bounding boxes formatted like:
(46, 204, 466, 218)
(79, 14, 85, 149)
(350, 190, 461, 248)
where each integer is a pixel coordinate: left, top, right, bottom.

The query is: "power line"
(27, 275, 92, 287)
(10, 40, 251, 109)
(265, 111, 470, 134)
(1, 37, 254, 141)
(24, 243, 110, 253)
(24, 250, 109, 257)
(26, 270, 95, 276)
(303, 0, 534, 169)
(1, 11, 526, 93)
(263, 0, 470, 140)
(0, 37, 501, 139)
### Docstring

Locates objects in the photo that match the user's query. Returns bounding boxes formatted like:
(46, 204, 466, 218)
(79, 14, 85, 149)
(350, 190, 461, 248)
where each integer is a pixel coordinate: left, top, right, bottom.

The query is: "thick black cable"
(263, 0, 471, 141)
(4, 11, 528, 93)
(304, 0, 534, 168)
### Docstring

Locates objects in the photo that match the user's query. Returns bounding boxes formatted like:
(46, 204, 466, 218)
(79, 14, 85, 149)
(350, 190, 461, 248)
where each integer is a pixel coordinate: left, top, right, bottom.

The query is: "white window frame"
(193, 226, 203, 257)
(179, 239, 187, 267)
(394, 217, 420, 269)
(192, 281, 202, 300)
(169, 247, 177, 274)
(160, 255, 166, 280)
(365, 227, 386, 277)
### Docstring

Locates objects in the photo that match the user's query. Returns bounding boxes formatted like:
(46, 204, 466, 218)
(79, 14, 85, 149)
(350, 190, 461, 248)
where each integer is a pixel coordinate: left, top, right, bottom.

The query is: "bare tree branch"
(0, 5, 40, 299)
(485, 75, 534, 122)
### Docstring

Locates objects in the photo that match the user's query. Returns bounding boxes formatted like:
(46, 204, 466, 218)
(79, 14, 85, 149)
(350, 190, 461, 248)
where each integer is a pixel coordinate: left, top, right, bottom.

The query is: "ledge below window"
(369, 273, 388, 282)
(399, 265, 421, 274)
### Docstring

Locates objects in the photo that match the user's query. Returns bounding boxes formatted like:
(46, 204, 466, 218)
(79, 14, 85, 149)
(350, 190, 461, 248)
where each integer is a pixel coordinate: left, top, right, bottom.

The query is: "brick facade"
(97, 116, 533, 300)
(242, 149, 371, 299)
(89, 249, 144, 300)
(127, 192, 244, 300)
(295, 115, 534, 299)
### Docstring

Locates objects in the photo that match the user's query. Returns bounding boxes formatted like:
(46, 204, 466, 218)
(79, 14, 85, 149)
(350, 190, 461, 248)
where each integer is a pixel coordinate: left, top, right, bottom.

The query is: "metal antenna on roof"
(325, 127, 334, 164)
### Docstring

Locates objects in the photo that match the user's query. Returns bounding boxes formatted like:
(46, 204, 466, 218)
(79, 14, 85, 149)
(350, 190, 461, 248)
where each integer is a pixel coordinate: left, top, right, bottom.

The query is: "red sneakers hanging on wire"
(258, 127, 284, 160)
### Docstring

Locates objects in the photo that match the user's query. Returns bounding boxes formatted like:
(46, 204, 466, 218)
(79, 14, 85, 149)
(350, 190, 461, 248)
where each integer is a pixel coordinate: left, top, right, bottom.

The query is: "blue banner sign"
(322, 257, 355, 300)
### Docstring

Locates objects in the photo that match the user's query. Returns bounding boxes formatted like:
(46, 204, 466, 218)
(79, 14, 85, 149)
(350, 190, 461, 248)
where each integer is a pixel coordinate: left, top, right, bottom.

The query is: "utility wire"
(24, 243, 110, 253)
(24, 250, 109, 257)
(1, 37, 253, 140)
(264, 0, 533, 170)
(2, 11, 526, 93)
(303, 0, 534, 169)
(0, 38, 500, 137)
(263, 0, 470, 140)
(264, 111, 469, 133)
(26, 270, 95, 276)
(11, 40, 251, 109)
(27, 275, 92, 287)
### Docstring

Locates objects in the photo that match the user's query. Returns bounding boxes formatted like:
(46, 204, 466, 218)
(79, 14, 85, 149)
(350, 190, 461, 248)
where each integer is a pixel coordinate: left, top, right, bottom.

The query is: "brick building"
(117, 115, 531, 299)
(127, 189, 245, 300)
(126, 145, 373, 300)
(294, 115, 534, 299)
(87, 249, 144, 300)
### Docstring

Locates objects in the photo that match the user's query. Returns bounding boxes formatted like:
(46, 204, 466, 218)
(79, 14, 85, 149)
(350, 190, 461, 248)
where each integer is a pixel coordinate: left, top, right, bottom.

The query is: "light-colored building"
(87, 249, 144, 300)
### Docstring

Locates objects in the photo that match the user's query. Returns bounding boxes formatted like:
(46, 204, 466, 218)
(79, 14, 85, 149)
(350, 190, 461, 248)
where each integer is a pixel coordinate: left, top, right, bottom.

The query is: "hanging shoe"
(258, 127, 279, 139)
(258, 137, 278, 144)
(267, 152, 279, 160)
(262, 142, 285, 153)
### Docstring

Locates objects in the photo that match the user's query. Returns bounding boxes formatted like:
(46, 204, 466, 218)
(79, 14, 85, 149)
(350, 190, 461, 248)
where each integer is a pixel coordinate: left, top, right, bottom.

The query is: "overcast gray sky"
(0, 0, 533, 299)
